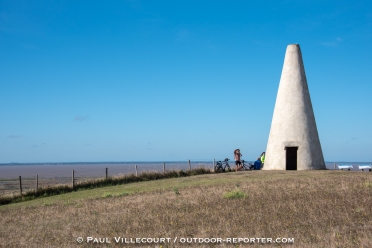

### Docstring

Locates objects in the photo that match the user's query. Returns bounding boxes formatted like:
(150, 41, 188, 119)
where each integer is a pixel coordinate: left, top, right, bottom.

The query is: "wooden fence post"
(213, 159, 215, 172)
(19, 176, 22, 195)
(188, 160, 191, 170)
(72, 170, 75, 189)
(334, 162, 336, 170)
(106, 168, 108, 179)
(163, 163, 165, 173)
(135, 164, 138, 177)
(36, 174, 38, 191)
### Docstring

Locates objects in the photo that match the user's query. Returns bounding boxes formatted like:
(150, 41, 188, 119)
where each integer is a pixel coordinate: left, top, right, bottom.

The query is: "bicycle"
(240, 160, 254, 171)
(215, 158, 232, 172)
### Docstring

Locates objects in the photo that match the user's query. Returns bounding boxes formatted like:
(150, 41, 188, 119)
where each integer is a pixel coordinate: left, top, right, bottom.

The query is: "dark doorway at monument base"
(286, 147, 298, 170)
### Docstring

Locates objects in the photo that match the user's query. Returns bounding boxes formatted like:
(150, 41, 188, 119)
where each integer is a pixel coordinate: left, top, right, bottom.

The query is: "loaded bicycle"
(240, 160, 254, 171)
(215, 158, 232, 172)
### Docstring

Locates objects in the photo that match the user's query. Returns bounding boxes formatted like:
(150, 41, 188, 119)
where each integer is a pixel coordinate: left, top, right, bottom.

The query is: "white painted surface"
(359, 165, 372, 169)
(338, 165, 353, 170)
(263, 44, 326, 170)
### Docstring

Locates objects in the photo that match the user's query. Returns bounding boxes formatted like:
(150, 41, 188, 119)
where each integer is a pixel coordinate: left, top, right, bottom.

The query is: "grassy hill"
(1, 170, 372, 247)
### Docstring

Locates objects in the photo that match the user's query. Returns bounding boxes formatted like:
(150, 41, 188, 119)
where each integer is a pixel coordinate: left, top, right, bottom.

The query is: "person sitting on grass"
(254, 157, 262, 170)
(234, 149, 243, 172)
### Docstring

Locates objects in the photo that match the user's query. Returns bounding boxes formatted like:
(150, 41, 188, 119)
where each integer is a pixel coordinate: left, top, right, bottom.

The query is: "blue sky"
(1, 0, 371, 163)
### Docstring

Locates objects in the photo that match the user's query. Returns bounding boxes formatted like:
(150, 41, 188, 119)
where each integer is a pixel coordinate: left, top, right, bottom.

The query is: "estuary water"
(0, 161, 371, 179)
(0, 161, 214, 179)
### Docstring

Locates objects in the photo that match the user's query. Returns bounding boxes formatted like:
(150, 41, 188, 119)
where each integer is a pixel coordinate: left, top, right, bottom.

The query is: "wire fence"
(0, 161, 371, 197)
(0, 161, 215, 197)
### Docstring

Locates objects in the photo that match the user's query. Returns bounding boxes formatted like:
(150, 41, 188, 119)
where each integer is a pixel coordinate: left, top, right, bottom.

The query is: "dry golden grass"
(0, 171, 372, 247)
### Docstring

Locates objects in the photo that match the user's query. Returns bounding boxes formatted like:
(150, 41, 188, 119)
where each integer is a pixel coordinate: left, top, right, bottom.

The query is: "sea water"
(0, 161, 214, 179)
(0, 161, 371, 179)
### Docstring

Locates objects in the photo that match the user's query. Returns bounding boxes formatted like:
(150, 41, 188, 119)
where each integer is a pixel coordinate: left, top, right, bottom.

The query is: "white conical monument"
(263, 44, 325, 170)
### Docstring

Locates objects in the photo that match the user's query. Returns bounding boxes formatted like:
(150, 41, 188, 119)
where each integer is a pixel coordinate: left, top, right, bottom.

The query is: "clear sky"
(1, 0, 371, 163)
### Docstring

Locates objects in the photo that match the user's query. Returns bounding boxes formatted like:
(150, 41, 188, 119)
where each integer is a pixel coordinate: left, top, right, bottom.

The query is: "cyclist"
(260, 152, 265, 168)
(254, 157, 262, 170)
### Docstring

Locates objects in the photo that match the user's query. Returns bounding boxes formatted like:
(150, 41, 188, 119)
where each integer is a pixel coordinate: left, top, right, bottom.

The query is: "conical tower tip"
(286, 44, 301, 53)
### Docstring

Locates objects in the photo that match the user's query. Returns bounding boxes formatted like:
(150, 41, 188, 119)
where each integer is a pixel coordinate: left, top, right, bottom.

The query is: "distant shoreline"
(0, 161, 370, 179)
(1, 160, 370, 166)
(0, 160, 215, 166)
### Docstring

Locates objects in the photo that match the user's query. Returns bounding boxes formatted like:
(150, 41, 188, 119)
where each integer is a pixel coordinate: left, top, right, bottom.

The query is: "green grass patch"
(364, 182, 372, 188)
(0, 168, 211, 206)
(103, 192, 113, 198)
(116, 191, 129, 197)
(172, 187, 180, 195)
(223, 189, 247, 199)
(42, 201, 54, 207)
(0, 170, 354, 210)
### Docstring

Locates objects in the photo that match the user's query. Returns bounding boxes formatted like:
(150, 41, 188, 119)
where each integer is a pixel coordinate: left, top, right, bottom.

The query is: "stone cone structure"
(263, 44, 325, 170)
